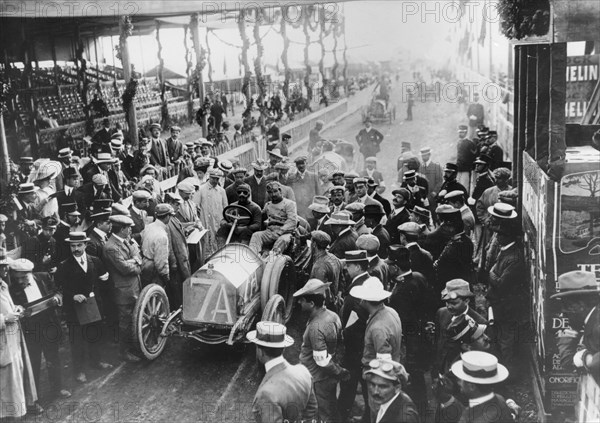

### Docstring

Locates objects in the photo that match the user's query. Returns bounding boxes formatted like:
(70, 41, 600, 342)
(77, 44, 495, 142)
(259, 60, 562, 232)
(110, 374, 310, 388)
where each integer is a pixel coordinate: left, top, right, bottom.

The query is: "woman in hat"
(32, 161, 60, 219)
(0, 250, 40, 418)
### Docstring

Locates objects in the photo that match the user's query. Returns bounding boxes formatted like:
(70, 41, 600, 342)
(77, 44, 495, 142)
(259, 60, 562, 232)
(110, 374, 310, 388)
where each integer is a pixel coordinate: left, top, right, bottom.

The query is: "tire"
(260, 255, 296, 324)
(261, 294, 286, 324)
(133, 284, 170, 360)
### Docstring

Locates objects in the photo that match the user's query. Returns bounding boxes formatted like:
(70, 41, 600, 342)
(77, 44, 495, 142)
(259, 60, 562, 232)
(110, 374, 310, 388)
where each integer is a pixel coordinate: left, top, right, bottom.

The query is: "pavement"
(24, 70, 533, 423)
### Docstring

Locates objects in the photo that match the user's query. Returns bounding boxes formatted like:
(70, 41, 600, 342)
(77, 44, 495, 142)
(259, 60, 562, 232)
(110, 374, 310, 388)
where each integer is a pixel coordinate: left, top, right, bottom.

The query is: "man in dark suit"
(80, 152, 117, 185)
(54, 232, 113, 383)
(247, 321, 317, 422)
(217, 183, 262, 246)
(54, 167, 85, 212)
(325, 212, 358, 259)
(456, 124, 477, 190)
(401, 170, 429, 210)
(451, 351, 513, 423)
(148, 123, 170, 173)
(129, 190, 151, 244)
(364, 204, 390, 259)
(355, 118, 384, 163)
(385, 188, 411, 245)
(420, 146, 443, 209)
(166, 125, 185, 164)
(85, 211, 111, 259)
(364, 359, 419, 423)
(338, 251, 372, 422)
(397, 222, 435, 286)
(91, 118, 112, 146)
(9, 259, 71, 399)
(367, 179, 391, 217)
(245, 160, 269, 208)
(79, 173, 114, 210)
(225, 168, 247, 204)
(54, 203, 82, 264)
(438, 163, 468, 203)
(434, 206, 474, 292)
(265, 118, 281, 151)
(21, 216, 58, 272)
(164, 193, 192, 308)
(103, 216, 143, 362)
(433, 280, 486, 376)
(466, 93, 485, 137)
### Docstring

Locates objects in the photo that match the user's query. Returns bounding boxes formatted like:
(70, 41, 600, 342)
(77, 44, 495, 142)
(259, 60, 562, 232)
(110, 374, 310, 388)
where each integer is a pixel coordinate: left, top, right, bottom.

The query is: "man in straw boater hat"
(551, 270, 599, 384)
(349, 276, 402, 422)
(325, 211, 358, 259)
(8, 257, 72, 401)
(484, 202, 525, 375)
(451, 351, 514, 423)
(247, 321, 317, 422)
(102, 215, 143, 363)
(294, 279, 349, 422)
(433, 279, 486, 377)
(337, 250, 373, 422)
(55, 232, 113, 383)
(17, 156, 34, 183)
(364, 358, 419, 423)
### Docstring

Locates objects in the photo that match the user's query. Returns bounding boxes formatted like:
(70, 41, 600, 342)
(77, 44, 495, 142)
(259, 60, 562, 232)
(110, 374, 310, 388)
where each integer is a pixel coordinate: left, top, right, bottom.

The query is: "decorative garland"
(156, 21, 169, 127)
(280, 6, 291, 98)
(116, 16, 133, 62)
(331, 20, 339, 83)
(497, 0, 550, 40)
(303, 8, 312, 102)
(253, 8, 267, 111)
(208, 26, 273, 50)
(205, 29, 213, 84)
(238, 9, 253, 118)
(121, 77, 138, 122)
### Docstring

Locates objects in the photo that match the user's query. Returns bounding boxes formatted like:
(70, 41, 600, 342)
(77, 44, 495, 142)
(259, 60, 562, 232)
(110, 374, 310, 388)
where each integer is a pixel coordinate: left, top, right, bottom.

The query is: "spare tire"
(260, 255, 296, 324)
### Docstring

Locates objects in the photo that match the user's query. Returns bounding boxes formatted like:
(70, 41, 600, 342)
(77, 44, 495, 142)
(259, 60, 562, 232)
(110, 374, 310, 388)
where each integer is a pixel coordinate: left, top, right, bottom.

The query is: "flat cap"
(397, 222, 422, 236)
(9, 258, 34, 272)
(132, 190, 152, 200)
(353, 177, 368, 185)
(236, 183, 252, 193)
(311, 230, 331, 247)
(441, 279, 474, 300)
(111, 203, 131, 216)
(109, 215, 134, 226)
(176, 181, 195, 194)
(356, 234, 380, 253)
(345, 202, 365, 213)
(436, 204, 460, 215)
(294, 155, 308, 163)
(155, 203, 175, 217)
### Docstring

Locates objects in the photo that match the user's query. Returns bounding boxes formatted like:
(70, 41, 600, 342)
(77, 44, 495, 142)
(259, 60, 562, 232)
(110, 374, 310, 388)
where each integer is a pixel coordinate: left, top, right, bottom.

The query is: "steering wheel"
(223, 204, 252, 225)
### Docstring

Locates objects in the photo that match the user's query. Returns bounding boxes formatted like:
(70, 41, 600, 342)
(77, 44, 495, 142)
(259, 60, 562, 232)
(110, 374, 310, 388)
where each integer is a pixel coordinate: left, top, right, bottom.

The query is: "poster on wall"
(565, 54, 599, 122)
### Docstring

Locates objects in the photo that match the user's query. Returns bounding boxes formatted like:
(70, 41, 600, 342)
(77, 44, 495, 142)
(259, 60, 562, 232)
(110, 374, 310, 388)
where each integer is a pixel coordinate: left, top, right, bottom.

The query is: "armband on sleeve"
(313, 350, 332, 367)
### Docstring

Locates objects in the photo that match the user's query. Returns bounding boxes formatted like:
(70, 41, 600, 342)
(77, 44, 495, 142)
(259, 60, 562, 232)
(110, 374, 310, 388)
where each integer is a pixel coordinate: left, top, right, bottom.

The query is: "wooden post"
(524, 45, 537, 159)
(120, 16, 138, 146)
(0, 113, 10, 193)
(190, 13, 207, 136)
(513, 44, 523, 215)
(548, 43, 567, 180)
(534, 45, 550, 164)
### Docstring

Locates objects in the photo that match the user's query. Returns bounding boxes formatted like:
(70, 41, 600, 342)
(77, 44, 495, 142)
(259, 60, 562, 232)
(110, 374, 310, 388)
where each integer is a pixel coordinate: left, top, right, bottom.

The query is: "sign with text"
(565, 55, 599, 122)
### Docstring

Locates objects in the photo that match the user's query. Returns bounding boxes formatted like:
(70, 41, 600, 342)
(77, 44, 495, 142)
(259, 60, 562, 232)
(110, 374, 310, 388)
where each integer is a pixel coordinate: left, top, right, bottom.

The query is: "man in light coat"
(103, 215, 142, 362)
(141, 204, 173, 287)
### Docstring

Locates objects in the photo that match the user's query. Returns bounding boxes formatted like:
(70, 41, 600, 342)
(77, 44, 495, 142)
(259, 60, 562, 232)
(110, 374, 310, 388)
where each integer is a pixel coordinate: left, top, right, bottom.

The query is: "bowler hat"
(364, 204, 385, 217)
(246, 321, 294, 348)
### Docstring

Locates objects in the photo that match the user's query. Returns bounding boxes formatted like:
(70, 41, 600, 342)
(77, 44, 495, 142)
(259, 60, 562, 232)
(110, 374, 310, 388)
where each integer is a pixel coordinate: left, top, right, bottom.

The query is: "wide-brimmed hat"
(65, 232, 90, 243)
(246, 321, 294, 348)
(251, 160, 269, 171)
(93, 152, 117, 164)
(350, 276, 391, 301)
(308, 196, 330, 214)
(364, 359, 409, 384)
(324, 211, 355, 226)
(268, 148, 284, 159)
(32, 161, 61, 181)
(293, 278, 331, 297)
(488, 203, 517, 219)
(441, 279, 474, 300)
(551, 271, 599, 299)
(451, 351, 509, 384)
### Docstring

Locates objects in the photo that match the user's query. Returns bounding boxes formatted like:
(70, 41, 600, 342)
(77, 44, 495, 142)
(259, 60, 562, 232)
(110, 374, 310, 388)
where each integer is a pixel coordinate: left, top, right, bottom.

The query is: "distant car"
(361, 97, 396, 124)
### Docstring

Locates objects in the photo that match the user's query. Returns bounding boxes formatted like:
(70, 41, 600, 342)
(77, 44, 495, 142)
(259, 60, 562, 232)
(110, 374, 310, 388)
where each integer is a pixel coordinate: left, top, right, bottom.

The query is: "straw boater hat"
(251, 160, 269, 171)
(93, 152, 117, 164)
(308, 196, 330, 214)
(65, 232, 90, 243)
(349, 276, 391, 301)
(200, 138, 213, 147)
(324, 211, 355, 226)
(341, 250, 370, 264)
(18, 183, 39, 195)
(420, 147, 431, 155)
(488, 203, 517, 219)
(451, 351, 509, 384)
(218, 160, 233, 173)
(550, 271, 599, 299)
(293, 279, 331, 297)
(246, 321, 294, 348)
(445, 190, 465, 201)
(58, 148, 73, 159)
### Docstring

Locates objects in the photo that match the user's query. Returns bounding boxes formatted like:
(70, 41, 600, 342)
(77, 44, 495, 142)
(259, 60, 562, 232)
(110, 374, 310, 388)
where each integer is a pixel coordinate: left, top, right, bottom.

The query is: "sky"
(99, 1, 458, 81)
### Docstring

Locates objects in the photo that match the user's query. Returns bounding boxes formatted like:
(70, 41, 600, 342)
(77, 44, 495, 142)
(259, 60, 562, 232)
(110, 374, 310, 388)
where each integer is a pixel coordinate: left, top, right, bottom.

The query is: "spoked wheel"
(260, 255, 296, 324)
(133, 284, 170, 360)
(261, 294, 286, 324)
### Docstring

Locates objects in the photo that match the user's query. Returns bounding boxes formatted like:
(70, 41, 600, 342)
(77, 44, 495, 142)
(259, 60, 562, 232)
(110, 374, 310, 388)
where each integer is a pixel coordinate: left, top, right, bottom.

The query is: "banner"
(565, 54, 599, 122)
